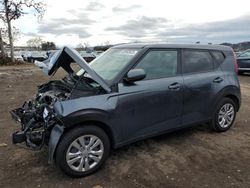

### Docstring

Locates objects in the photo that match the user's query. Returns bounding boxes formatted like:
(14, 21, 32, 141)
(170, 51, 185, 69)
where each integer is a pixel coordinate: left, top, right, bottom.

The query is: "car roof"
(112, 43, 232, 51)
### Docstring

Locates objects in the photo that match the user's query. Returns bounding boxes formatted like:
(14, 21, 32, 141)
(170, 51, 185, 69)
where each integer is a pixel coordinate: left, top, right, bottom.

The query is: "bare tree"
(0, 28, 5, 57)
(2, 26, 20, 42)
(26, 37, 43, 50)
(0, 0, 46, 62)
(76, 43, 84, 51)
(0, 25, 21, 57)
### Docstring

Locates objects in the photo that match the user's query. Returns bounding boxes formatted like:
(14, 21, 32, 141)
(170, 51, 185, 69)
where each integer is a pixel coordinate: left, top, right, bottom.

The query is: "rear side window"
(135, 50, 178, 80)
(182, 50, 213, 74)
(211, 51, 225, 64)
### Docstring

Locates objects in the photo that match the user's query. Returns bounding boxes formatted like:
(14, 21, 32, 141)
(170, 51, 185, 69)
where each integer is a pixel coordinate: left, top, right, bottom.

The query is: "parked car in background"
(22, 51, 47, 62)
(12, 51, 23, 61)
(11, 44, 240, 177)
(93, 51, 104, 57)
(79, 51, 96, 62)
(237, 49, 250, 57)
(21, 51, 31, 62)
(235, 51, 243, 56)
(28, 51, 47, 62)
(6, 51, 23, 61)
(237, 49, 250, 74)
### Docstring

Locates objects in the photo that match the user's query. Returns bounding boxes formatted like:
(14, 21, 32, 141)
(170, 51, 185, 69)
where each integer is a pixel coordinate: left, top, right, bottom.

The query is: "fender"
(62, 109, 119, 145)
(48, 110, 119, 164)
(210, 85, 241, 116)
(61, 109, 110, 128)
(48, 124, 64, 164)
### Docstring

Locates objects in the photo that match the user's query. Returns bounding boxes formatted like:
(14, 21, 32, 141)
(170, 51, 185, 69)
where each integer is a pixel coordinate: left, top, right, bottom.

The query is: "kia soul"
(11, 44, 241, 177)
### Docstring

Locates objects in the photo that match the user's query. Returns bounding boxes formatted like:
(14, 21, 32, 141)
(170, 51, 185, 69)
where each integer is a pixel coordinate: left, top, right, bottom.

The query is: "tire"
(238, 71, 244, 75)
(209, 98, 237, 132)
(55, 125, 110, 177)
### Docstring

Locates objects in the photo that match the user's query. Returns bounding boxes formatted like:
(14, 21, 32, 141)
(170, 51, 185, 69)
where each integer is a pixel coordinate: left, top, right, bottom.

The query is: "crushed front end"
(10, 47, 109, 154)
(10, 75, 102, 151)
(10, 83, 66, 150)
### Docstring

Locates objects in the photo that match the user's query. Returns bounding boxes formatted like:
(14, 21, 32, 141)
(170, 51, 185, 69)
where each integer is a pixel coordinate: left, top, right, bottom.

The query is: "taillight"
(232, 50, 238, 74)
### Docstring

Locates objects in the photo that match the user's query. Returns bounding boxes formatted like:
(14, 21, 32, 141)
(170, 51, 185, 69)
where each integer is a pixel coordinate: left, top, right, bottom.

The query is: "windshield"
(77, 48, 139, 81)
(239, 50, 250, 57)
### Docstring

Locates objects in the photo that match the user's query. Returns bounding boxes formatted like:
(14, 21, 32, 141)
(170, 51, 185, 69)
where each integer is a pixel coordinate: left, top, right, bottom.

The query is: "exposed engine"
(11, 73, 103, 150)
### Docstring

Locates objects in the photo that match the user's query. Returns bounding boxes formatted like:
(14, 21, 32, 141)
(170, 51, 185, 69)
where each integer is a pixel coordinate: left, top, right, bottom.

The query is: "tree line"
(26, 37, 56, 51)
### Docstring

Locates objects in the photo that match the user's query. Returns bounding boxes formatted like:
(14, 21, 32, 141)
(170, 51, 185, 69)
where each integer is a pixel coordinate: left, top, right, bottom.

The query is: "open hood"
(36, 47, 111, 93)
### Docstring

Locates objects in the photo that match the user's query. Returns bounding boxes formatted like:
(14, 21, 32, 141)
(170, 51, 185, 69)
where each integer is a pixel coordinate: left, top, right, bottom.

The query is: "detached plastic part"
(12, 131, 26, 144)
(48, 125, 64, 164)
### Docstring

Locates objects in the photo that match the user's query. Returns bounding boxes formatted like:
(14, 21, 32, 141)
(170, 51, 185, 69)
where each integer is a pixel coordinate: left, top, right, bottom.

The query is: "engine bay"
(11, 73, 104, 150)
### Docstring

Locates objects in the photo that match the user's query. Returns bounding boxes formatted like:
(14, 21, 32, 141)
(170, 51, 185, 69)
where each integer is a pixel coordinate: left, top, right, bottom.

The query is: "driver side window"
(134, 50, 178, 80)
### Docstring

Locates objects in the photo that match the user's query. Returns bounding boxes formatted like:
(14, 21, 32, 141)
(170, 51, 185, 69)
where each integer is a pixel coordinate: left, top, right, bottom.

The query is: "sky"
(8, 0, 250, 47)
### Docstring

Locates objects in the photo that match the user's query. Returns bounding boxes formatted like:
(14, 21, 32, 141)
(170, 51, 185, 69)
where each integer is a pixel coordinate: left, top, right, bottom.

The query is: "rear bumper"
(238, 67, 250, 72)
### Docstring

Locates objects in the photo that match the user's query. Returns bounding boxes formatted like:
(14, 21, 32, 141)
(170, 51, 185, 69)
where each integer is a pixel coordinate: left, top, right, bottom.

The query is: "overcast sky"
(9, 0, 250, 46)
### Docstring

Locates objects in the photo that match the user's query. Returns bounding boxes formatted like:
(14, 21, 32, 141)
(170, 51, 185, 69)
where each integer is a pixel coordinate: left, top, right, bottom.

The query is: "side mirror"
(124, 69, 146, 83)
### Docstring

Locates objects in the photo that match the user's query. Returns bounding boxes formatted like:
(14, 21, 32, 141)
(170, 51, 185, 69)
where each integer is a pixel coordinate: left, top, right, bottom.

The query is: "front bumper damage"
(10, 101, 62, 151)
(11, 107, 46, 149)
(11, 108, 26, 144)
(10, 101, 65, 163)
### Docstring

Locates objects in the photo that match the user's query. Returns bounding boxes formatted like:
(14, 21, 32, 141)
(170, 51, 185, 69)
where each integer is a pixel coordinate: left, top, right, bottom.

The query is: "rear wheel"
(55, 125, 110, 177)
(209, 98, 237, 132)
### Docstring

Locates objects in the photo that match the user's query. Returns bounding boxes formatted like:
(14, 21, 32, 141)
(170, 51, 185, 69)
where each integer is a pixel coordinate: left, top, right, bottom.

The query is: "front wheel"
(55, 125, 110, 177)
(209, 98, 237, 132)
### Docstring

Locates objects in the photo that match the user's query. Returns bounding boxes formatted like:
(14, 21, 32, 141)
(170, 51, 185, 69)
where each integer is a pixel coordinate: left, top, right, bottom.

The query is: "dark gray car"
(11, 44, 241, 177)
(237, 49, 250, 74)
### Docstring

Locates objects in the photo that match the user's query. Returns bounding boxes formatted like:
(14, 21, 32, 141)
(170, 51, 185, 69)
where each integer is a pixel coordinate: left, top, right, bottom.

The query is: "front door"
(115, 49, 184, 143)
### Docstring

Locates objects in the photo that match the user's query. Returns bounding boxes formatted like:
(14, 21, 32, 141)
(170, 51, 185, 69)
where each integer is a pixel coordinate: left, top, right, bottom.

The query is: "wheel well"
(224, 94, 240, 111)
(64, 120, 115, 148)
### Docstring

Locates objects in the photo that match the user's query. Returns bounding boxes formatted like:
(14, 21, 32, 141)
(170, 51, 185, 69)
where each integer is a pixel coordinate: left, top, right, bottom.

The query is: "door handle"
(168, 82, 181, 90)
(213, 77, 224, 83)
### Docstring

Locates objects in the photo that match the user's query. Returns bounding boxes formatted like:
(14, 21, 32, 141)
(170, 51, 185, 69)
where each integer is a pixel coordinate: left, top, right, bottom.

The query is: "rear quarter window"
(182, 50, 213, 74)
(211, 51, 225, 65)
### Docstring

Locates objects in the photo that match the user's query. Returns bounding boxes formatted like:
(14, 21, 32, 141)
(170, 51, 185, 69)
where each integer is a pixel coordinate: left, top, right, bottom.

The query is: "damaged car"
(11, 44, 241, 177)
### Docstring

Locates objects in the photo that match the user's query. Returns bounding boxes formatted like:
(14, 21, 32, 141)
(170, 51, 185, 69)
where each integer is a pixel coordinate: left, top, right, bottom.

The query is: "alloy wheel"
(218, 103, 235, 128)
(66, 135, 104, 172)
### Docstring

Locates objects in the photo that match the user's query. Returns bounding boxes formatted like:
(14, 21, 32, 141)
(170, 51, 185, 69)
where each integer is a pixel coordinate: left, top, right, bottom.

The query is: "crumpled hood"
(35, 46, 111, 93)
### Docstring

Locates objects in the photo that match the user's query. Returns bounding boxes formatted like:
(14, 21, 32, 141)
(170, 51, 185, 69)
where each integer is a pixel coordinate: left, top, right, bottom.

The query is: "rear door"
(181, 49, 225, 125)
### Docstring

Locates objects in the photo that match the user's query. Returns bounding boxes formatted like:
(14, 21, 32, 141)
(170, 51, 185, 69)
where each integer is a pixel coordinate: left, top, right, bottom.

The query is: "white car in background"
(6, 51, 23, 61)
(14, 51, 24, 61)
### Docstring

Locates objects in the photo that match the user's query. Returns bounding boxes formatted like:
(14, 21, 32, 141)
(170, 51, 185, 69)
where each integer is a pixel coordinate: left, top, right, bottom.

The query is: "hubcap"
(66, 135, 104, 172)
(218, 103, 235, 128)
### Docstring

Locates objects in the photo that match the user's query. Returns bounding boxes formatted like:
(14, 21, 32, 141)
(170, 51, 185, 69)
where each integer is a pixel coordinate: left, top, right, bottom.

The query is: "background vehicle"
(27, 51, 48, 62)
(79, 51, 96, 62)
(13, 52, 24, 61)
(21, 51, 47, 62)
(237, 49, 250, 74)
(11, 44, 241, 177)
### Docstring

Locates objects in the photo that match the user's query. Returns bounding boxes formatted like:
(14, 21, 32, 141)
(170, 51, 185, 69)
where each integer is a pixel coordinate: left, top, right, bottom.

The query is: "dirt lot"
(0, 65, 250, 188)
